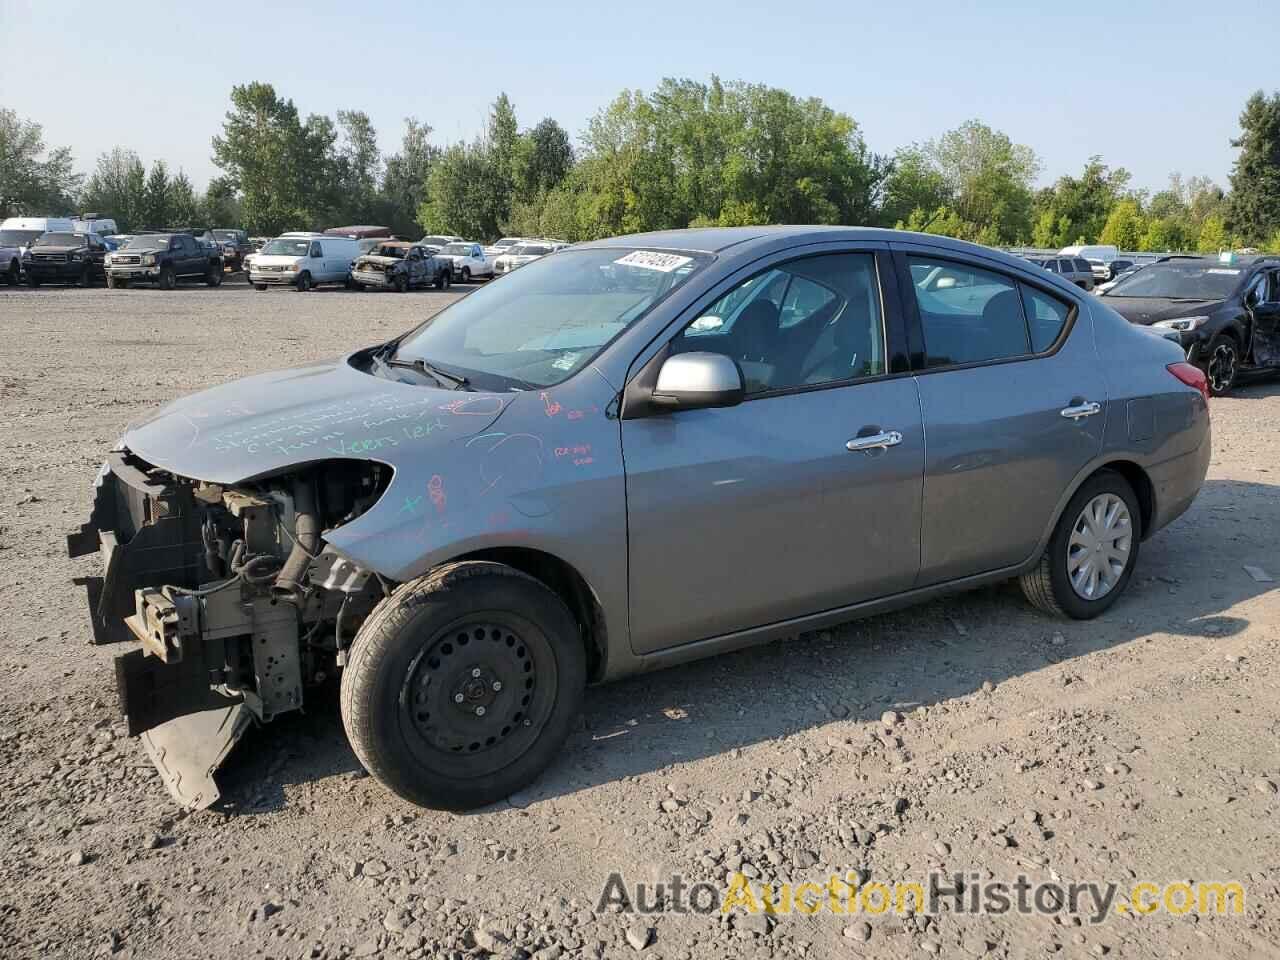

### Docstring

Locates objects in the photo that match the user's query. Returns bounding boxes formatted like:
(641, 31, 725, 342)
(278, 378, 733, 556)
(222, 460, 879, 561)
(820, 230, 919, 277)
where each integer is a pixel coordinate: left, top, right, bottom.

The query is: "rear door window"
(907, 256, 1031, 367)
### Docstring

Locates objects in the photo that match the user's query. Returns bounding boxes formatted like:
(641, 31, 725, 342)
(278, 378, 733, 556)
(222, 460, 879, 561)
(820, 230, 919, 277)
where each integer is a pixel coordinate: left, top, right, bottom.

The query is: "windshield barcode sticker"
(614, 251, 693, 272)
(1206, 268, 1241, 275)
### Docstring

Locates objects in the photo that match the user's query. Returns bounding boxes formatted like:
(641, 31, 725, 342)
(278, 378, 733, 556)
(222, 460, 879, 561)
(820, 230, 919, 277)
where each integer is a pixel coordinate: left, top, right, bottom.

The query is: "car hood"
(1103, 297, 1223, 326)
(122, 353, 511, 484)
(118, 244, 165, 256)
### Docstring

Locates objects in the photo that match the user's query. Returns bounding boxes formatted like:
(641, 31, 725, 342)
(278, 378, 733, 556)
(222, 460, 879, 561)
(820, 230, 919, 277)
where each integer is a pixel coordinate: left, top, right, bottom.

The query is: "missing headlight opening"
(67, 451, 392, 809)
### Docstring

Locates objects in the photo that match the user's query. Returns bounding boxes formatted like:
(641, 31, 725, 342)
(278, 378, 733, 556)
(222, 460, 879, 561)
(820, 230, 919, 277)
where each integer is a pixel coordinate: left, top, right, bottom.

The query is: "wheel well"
(454, 547, 607, 681)
(1096, 460, 1154, 538)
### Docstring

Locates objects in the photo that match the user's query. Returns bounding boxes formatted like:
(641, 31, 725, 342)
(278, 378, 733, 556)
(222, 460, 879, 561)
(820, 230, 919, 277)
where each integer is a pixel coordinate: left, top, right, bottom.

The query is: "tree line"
(3, 80, 1280, 252)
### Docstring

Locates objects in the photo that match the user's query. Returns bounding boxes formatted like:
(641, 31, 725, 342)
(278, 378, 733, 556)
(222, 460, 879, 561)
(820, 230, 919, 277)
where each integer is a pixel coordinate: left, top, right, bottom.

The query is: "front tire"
(158, 265, 176, 291)
(206, 265, 223, 287)
(461, 267, 471, 283)
(296, 272, 313, 293)
(254, 283, 268, 291)
(340, 561, 586, 810)
(5, 260, 17, 286)
(1204, 334, 1239, 396)
(435, 269, 451, 290)
(1020, 471, 1141, 619)
(393, 273, 407, 293)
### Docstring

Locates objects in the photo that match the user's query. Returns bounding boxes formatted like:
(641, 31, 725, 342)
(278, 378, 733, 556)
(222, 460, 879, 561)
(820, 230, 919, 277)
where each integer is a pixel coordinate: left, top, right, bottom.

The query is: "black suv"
(22, 232, 109, 287)
(105, 232, 225, 290)
(1099, 255, 1280, 394)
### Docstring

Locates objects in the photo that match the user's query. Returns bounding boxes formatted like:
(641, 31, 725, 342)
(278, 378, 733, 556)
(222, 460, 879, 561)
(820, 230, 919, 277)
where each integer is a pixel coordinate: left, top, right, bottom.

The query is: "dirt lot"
(1, 283, 1278, 960)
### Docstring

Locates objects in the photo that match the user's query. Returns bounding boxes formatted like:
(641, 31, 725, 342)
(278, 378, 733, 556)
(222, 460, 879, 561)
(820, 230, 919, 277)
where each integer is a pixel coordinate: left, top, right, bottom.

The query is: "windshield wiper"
(385, 356, 471, 390)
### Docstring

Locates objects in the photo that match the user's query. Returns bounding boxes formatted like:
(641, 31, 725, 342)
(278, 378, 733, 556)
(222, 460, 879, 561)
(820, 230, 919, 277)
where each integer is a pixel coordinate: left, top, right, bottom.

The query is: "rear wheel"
(5, 260, 17, 286)
(296, 272, 313, 292)
(158, 265, 176, 291)
(340, 561, 586, 810)
(1020, 471, 1141, 619)
(1204, 334, 1239, 396)
(254, 283, 268, 291)
(206, 264, 223, 287)
(26, 274, 39, 287)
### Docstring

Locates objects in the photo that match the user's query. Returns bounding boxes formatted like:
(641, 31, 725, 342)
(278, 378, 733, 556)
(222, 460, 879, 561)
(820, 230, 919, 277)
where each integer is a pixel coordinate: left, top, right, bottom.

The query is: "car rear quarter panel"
(1088, 299, 1211, 535)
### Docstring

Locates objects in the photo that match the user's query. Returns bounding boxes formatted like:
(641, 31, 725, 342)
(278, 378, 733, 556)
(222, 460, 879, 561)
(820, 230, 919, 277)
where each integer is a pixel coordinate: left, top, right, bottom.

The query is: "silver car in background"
(69, 226, 1210, 812)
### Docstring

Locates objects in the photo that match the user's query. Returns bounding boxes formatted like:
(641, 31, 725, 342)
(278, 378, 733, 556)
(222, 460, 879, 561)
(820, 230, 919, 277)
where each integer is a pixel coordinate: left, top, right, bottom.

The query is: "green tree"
(169, 170, 201, 225)
(514, 117, 573, 199)
(334, 109, 380, 223)
(0, 108, 81, 215)
(913, 120, 1040, 243)
(1196, 214, 1228, 254)
(879, 146, 950, 228)
(417, 142, 492, 238)
(1226, 90, 1280, 245)
(200, 175, 242, 226)
(381, 118, 439, 237)
(81, 147, 147, 230)
(211, 82, 338, 233)
(1099, 198, 1145, 250)
(1030, 157, 1131, 247)
(142, 160, 172, 227)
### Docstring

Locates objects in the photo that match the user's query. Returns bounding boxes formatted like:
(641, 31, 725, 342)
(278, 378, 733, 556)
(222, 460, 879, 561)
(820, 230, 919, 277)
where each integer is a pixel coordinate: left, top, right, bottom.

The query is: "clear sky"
(2, 0, 1275, 195)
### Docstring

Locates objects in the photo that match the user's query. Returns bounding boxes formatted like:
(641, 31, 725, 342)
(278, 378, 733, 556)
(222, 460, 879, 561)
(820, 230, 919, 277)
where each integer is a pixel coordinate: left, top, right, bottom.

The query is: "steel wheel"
(1066, 492, 1133, 600)
(1206, 336, 1237, 395)
(400, 618, 553, 768)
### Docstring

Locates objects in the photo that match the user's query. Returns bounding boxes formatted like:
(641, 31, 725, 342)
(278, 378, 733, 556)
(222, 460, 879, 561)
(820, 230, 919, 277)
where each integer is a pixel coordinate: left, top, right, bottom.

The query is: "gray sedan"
(69, 226, 1211, 811)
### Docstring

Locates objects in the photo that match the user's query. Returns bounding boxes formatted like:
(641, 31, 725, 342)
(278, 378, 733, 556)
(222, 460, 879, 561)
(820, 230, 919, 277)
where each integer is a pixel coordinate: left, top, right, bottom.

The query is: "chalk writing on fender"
(554, 443, 594, 466)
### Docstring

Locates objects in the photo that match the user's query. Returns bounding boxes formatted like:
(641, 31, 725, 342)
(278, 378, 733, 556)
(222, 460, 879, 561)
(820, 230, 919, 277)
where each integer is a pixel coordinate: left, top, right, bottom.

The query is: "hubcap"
(1208, 343, 1236, 393)
(1067, 493, 1132, 600)
(403, 621, 540, 755)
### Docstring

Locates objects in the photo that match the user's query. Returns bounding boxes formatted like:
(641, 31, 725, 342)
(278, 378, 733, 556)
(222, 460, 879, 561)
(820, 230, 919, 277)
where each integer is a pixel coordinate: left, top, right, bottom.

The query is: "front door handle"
(1060, 400, 1102, 421)
(846, 430, 903, 452)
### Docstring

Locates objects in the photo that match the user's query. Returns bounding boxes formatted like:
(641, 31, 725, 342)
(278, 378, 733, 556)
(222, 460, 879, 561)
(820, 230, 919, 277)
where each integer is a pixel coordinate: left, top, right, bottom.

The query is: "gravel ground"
(1, 283, 1279, 960)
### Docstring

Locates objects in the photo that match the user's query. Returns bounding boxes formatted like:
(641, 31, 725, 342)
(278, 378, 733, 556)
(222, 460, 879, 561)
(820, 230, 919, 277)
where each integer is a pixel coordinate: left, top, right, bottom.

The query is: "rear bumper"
(1148, 420, 1212, 535)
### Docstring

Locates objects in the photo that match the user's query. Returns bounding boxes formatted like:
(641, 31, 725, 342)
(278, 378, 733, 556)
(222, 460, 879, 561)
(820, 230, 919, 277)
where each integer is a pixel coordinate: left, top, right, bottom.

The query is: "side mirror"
(651, 352, 745, 410)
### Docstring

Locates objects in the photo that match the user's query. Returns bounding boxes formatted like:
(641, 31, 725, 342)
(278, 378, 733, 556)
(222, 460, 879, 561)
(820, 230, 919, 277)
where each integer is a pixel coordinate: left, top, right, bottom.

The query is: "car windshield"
(212, 230, 241, 241)
(420, 236, 453, 246)
(392, 247, 710, 389)
(442, 243, 473, 255)
(512, 245, 550, 256)
(494, 238, 519, 247)
(0, 229, 43, 245)
(33, 232, 80, 246)
(370, 244, 407, 258)
(261, 238, 312, 256)
(1105, 263, 1242, 299)
(124, 235, 169, 249)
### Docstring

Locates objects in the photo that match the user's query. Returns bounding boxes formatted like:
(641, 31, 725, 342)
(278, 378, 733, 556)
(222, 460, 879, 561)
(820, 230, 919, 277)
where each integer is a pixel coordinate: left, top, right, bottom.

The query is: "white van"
(1059, 244, 1118, 264)
(72, 215, 119, 237)
(1, 216, 76, 234)
(249, 235, 359, 292)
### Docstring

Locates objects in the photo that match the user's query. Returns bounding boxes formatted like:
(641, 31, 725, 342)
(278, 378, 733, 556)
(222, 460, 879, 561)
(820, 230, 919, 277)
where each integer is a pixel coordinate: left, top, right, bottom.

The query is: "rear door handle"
(1060, 400, 1102, 420)
(846, 430, 903, 452)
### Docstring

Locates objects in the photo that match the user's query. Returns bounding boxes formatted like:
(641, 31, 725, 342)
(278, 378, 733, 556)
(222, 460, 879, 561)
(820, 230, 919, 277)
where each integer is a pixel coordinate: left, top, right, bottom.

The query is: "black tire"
(296, 272, 312, 293)
(158, 265, 176, 291)
(206, 265, 223, 287)
(1020, 470, 1142, 620)
(106, 275, 120, 289)
(461, 267, 471, 283)
(435, 269, 451, 291)
(26, 274, 39, 287)
(5, 260, 17, 286)
(77, 264, 92, 288)
(341, 561, 586, 810)
(254, 283, 268, 291)
(393, 273, 407, 293)
(1204, 334, 1239, 396)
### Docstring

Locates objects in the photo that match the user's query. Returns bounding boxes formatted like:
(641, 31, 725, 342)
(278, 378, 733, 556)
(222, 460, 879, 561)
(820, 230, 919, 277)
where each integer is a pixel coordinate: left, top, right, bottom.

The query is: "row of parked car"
(0, 215, 572, 293)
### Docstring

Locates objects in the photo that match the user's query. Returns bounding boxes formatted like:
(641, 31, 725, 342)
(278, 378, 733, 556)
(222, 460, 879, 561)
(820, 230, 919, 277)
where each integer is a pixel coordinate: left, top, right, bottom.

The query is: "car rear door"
(1252, 267, 1280, 366)
(622, 245, 925, 654)
(894, 244, 1106, 585)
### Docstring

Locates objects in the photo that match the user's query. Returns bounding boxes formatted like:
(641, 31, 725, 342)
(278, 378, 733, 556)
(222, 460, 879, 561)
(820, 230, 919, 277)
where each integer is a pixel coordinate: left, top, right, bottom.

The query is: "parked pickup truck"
(352, 240, 452, 292)
(105, 233, 225, 289)
(23, 231, 109, 286)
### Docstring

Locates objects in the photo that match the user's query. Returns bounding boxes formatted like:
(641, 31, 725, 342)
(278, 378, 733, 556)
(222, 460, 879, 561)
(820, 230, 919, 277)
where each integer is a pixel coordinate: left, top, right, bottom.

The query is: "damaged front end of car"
(67, 449, 392, 809)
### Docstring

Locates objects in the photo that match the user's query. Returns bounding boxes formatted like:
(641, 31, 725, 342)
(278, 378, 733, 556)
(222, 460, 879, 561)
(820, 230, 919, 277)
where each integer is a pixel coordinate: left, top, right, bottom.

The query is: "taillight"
(1167, 362, 1210, 404)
